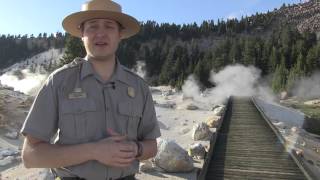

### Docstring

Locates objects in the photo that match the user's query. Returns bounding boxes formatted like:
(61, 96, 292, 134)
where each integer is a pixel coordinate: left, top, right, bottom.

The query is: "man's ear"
(119, 29, 124, 39)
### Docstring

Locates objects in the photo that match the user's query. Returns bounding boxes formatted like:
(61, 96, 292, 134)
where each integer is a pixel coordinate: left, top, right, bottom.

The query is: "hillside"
(0, 49, 64, 95)
(275, 0, 320, 33)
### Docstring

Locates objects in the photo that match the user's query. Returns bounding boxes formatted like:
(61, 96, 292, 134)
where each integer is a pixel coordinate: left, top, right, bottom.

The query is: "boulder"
(188, 143, 206, 159)
(212, 106, 225, 116)
(192, 123, 211, 140)
(181, 122, 188, 126)
(0, 156, 15, 166)
(0, 148, 19, 158)
(150, 87, 161, 94)
(155, 102, 176, 109)
(5, 131, 19, 139)
(139, 160, 155, 172)
(180, 128, 191, 135)
(155, 139, 194, 173)
(181, 94, 193, 101)
(304, 99, 320, 106)
(206, 116, 221, 128)
(161, 89, 173, 97)
(280, 91, 288, 100)
(186, 104, 199, 110)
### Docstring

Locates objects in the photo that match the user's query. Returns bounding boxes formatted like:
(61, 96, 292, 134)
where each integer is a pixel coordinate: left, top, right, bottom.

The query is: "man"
(20, 0, 161, 179)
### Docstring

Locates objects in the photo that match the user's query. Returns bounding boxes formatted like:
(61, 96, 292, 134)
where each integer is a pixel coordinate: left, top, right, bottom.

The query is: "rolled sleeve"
(20, 76, 58, 142)
(138, 87, 161, 140)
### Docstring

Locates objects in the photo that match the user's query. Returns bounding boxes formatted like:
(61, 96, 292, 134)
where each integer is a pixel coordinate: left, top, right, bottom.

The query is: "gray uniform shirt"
(21, 58, 161, 180)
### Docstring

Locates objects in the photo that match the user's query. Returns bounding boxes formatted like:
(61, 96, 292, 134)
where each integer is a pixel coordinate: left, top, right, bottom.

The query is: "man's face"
(82, 18, 122, 61)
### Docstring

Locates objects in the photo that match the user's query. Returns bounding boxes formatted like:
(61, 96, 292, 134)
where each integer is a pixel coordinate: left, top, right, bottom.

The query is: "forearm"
(22, 139, 94, 168)
(137, 139, 157, 160)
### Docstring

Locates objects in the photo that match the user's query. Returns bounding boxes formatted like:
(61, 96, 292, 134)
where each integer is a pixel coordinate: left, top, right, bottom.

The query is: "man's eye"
(105, 25, 116, 29)
(88, 25, 98, 30)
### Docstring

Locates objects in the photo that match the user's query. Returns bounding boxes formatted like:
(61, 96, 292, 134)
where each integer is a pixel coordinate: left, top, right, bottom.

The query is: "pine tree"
(243, 38, 256, 65)
(269, 46, 279, 72)
(286, 61, 304, 92)
(272, 63, 288, 93)
(305, 45, 318, 74)
(59, 34, 85, 67)
(229, 39, 242, 64)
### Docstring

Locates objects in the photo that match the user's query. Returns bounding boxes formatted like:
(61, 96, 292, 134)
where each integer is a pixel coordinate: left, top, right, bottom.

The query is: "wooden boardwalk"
(204, 97, 308, 180)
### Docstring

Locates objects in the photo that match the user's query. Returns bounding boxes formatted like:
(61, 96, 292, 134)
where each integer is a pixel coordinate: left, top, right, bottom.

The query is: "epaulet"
(52, 57, 84, 75)
(65, 57, 85, 68)
(122, 65, 148, 84)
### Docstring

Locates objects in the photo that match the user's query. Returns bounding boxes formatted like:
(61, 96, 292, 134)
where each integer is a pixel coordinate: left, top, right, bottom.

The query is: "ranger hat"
(62, 0, 140, 39)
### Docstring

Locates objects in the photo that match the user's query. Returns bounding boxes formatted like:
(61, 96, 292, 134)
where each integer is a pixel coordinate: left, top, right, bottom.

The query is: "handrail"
(197, 96, 232, 180)
(252, 97, 317, 180)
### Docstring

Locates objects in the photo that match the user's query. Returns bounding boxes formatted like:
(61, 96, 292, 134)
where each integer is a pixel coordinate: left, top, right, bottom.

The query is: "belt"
(55, 174, 135, 180)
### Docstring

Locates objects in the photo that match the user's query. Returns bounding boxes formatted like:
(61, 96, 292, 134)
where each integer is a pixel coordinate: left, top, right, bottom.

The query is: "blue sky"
(0, 0, 302, 36)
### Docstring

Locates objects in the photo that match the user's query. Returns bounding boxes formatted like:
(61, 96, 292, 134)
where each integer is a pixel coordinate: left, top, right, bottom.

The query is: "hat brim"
(62, 10, 140, 39)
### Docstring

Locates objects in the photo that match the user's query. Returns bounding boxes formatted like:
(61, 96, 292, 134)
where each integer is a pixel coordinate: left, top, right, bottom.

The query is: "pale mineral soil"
(0, 86, 219, 180)
(2, 86, 318, 180)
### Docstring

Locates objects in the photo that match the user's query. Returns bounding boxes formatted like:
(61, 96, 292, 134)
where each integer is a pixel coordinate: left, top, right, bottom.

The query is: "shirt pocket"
(59, 98, 97, 142)
(117, 101, 142, 140)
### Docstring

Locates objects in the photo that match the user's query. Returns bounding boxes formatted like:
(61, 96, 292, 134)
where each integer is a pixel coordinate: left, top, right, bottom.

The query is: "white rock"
(180, 128, 191, 134)
(280, 91, 288, 100)
(139, 160, 154, 172)
(155, 139, 194, 173)
(291, 126, 298, 133)
(192, 123, 211, 140)
(273, 121, 286, 129)
(304, 99, 320, 106)
(186, 104, 199, 110)
(0, 156, 14, 166)
(206, 116, 221, 128)
(181, 94, 193, 101)
(212, 106, 225, 116)
(155, 102, 176, 109)
(162, 89, 173, 97)
(37, 169, 55, 180)
(5, 131, 19, 139)
(188, 143, 206, 159)
(181, 122, 188, 126)
(0, 148, 19, 157)
(150, 87, 161, 94)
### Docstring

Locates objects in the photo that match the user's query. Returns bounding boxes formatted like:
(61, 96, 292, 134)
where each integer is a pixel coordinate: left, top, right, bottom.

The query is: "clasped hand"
(92, 128, 138, 168)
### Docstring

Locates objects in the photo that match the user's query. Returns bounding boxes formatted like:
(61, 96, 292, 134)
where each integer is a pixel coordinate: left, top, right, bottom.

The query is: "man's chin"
(90, 54, 115, 61)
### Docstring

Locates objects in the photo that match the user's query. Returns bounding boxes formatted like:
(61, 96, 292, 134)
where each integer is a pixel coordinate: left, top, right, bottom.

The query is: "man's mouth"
(95, 42, 108, 47)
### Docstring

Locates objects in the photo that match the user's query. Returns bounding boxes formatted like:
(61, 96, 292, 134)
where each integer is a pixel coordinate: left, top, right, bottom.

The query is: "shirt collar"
(80, 58, 132, 86)
(80, 58, 94, 80)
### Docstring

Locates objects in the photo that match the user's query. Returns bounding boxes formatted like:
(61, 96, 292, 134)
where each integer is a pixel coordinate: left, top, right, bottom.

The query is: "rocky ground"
(0, 84, 319, 179)
(0, 85, 32, 174)
(0, 85, 226, 180)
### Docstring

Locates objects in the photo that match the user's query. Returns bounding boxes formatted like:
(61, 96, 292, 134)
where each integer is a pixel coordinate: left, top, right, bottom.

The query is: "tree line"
(0, 33, 65, 70)
(1, 10, 319, 94)
(62, 15, 320, 94)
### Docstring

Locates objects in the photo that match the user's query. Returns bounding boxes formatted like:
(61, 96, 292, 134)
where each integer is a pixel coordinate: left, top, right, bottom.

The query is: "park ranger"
(20, 0, 161, 179)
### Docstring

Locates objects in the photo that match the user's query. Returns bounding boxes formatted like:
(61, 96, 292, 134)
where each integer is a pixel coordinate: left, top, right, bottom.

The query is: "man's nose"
(96, 27, 107, 37)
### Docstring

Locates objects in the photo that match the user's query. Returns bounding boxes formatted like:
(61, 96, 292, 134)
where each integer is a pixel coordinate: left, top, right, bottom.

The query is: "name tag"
(68, 88, 87, 99)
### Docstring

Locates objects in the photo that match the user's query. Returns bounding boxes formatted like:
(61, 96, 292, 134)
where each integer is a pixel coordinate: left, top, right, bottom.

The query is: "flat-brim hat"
(62, 0, 140, 39)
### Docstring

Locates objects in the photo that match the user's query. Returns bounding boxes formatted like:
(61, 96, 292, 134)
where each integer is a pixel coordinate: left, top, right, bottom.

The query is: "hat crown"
(82, 0, 122, 13)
